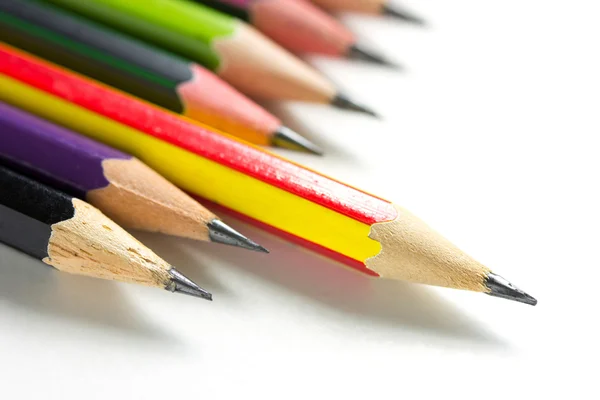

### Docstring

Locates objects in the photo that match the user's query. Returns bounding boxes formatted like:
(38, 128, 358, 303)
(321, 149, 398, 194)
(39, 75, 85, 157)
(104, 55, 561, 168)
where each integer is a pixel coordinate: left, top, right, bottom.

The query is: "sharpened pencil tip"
(485, 272, 537, 306)
(272, 126, 324, 155)
(347, 44, 401, 69)
(208, 219, 269, 253)
(382, 4, 426, 26)
(331, 93, 379, 118)
(166, 268, 213, 300)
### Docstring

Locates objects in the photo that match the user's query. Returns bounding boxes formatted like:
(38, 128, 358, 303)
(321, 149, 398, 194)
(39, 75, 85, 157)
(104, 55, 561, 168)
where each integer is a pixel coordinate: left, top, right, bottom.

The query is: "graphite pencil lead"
(382, 4, 426, 26)
(272, 126, 324, 156)
(485, 272, 537, 306)
(347, 44, 401, 69)
(208, 219, 269, 253)
(167, 268, 213, 301)
(331, 93, 379, 118)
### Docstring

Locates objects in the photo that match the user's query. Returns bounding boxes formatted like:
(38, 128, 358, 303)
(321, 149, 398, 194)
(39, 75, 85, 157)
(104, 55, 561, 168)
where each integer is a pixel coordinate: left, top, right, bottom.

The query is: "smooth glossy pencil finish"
(0, 164, 211, 300)
(0, 0, 318, 153)
(0, 101, 265, 251)
(0, 44, 536, 305)
(42, 0, 375, 115)
(192, 0, 396, 67)
(310, 0, 425, 25)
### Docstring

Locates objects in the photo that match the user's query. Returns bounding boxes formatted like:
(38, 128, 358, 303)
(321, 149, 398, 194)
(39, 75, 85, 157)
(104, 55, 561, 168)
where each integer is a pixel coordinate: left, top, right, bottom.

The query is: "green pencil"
(0, 0, 321, 153)
(42, 0, 375, 115)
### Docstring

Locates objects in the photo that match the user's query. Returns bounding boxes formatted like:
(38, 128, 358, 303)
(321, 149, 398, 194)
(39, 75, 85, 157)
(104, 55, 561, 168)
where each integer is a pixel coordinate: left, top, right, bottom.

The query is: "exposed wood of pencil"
(0, 44, 536, 304)
(0, 101, 267, 251)
(0, 101, 212, 241)
(0, 0, 307, 149)
(196, 0, 355, 57)
(0, 165, 209, 297)
(213, 23, 336, 101)
(88, 157, 218, 241)
(44, 0, 337, 102)
(311, 0, 386, 14)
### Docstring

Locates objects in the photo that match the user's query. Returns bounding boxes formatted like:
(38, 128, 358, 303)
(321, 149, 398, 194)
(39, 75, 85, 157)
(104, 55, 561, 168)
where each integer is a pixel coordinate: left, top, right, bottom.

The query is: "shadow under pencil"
(264, 101, 375, 164)
(133, 231, 233, 299)
(190, 217, 508, 347)
(0, 243, 176, 343)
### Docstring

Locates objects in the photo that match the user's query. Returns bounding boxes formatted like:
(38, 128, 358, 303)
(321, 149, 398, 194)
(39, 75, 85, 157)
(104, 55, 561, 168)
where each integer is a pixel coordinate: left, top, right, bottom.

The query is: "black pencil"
(0, 164, 212, 300)
(0, 0, 320, 153)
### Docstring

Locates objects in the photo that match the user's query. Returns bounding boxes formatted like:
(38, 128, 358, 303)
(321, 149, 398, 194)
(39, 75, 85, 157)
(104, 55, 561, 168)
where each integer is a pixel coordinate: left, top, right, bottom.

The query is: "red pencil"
(193, 0, 398, 67)
(0, 44, 536, 305)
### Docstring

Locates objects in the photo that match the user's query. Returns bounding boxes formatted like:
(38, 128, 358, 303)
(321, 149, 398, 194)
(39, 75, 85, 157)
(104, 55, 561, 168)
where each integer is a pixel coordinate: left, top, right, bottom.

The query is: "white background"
(1, 0, 598, 398)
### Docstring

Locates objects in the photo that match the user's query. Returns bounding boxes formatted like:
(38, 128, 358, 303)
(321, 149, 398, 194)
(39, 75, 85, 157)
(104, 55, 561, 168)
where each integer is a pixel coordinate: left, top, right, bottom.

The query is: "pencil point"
(382, 4, 426, 25)
(166, 268, 213, 301)
(331, 93, 379, 118)
(208, 219, 269, 253)
(347, 44, 401, 69)
(485, 272, 537, 306)
(272, 126, 324, 155)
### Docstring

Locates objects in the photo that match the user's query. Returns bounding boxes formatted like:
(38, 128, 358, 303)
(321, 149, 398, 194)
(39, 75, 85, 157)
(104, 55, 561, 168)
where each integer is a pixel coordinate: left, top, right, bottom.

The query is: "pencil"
(0, 164, 212, 300)
(0, 0, 319, 154)
(42, 0, 376, 115)
(0, 44, 537, 305)
(191, 0, 397, 68)
(0, 101, 267, 252)
(310, 0, 425, 25)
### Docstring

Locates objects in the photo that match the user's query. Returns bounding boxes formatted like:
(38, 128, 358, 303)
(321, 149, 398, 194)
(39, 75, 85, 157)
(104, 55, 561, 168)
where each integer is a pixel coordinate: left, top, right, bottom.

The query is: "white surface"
(0, 0, 598, 398)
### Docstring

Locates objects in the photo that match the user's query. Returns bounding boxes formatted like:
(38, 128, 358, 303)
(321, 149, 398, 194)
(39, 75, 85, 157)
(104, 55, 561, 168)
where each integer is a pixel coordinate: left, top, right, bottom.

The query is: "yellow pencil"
(0, 44, 536, 305)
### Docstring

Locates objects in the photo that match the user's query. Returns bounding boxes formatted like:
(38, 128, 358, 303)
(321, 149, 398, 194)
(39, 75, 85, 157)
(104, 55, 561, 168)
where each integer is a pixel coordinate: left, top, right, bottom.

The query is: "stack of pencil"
(0, 0, 537, 307)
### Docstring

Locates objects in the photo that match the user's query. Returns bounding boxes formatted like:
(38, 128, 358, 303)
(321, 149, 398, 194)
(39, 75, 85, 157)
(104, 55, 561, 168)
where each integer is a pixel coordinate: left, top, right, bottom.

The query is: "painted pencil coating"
(0, 46, 391, 224)
(0, 44, 392, 271)
(0, 203, 51, 260)
(0, 100, 249, 246)
(0, 165, 212, 298)
(0, 78, 387, 274)
(43, 0, 221, 69)
(0, 44, 538, 304)
(42, 0, 238, 66)
(200, 0, 355, 56)
(0, 0, 282, 146)
(43, 0, 339, 102)
(0, 101, 126, 196)
(220, 0, 252, 6)
(0, 164, 74, 260)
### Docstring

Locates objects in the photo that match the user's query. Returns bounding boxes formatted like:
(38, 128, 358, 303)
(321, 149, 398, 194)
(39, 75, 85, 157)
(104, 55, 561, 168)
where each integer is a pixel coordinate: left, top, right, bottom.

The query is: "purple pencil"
(0, 102, 267, 251)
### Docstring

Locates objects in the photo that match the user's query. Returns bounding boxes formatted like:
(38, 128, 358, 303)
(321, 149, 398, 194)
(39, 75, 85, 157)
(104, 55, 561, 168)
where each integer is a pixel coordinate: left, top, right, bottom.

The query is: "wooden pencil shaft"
(0, 101, 218, 242)
(0, 45, 388, 270)
(310, 0, 384, 14)
(0, 0, 190, 112)
(193, 0, 356, 56)
(0, 45, 500, 294)
(0, 155, 213, 298)
(0, 164, 176, 288)
(1, 0, 285, 145)
(42, 0, 338, 101)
